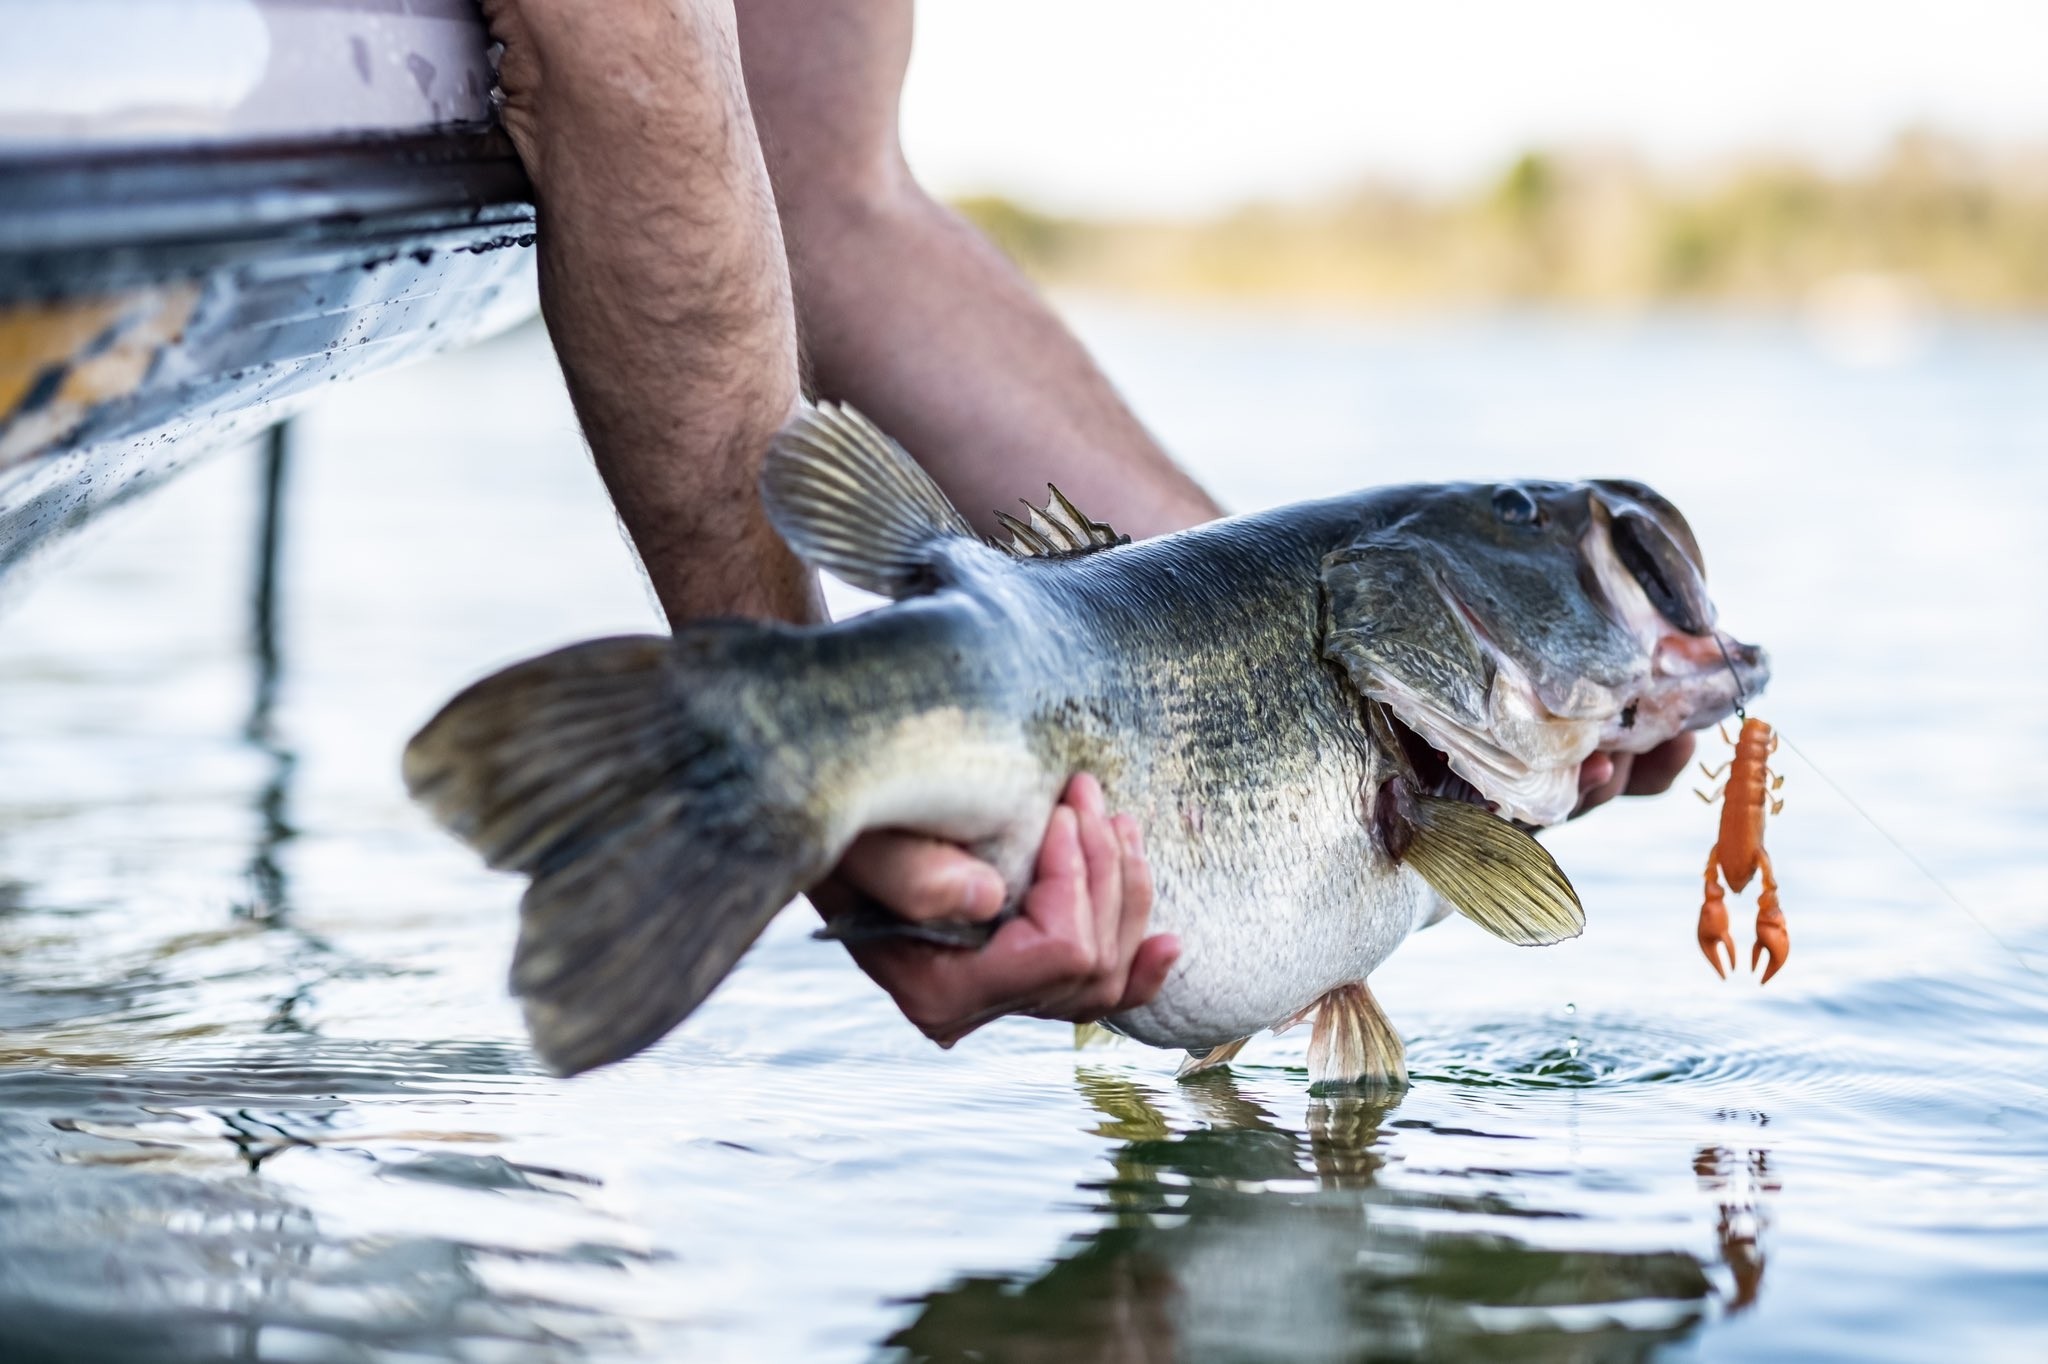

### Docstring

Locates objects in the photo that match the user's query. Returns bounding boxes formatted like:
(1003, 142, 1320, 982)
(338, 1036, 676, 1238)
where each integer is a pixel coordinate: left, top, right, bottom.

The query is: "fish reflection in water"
(889, 1069, 1773, 1364)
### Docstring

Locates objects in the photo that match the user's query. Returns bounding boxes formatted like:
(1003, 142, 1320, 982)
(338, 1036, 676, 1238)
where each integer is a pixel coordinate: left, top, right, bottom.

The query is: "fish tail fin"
(402, 630, 831, 1076)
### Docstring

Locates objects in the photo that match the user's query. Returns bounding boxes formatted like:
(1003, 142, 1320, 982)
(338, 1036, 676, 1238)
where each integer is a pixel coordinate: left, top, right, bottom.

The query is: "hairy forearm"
(487, 0, 815, 624)
(778, 178, 1223, 540)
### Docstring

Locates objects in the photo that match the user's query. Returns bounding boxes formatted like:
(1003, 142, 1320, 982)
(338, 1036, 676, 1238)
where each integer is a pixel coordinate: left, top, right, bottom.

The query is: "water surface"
(2, 305, 2044, 1362)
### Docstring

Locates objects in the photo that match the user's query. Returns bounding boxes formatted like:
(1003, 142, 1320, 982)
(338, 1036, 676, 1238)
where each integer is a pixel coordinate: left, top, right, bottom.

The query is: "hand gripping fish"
(404, 404, 1769, 1088)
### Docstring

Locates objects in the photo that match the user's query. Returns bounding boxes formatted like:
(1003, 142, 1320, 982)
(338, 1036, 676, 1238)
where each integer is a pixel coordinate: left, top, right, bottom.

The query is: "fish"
(402, 402, 1769, 1087)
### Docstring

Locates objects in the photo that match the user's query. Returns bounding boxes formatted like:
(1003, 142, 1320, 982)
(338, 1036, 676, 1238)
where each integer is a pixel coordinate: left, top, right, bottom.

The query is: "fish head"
(1322, 479, 1768, 826)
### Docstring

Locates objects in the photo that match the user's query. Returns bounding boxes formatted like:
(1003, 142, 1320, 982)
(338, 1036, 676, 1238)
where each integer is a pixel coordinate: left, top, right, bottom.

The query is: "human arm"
(734, 0, 1221, 541)
(478, 0, 1676, 1056)
(479, 0, 815, 626)
(478, 0, 1175, 1046)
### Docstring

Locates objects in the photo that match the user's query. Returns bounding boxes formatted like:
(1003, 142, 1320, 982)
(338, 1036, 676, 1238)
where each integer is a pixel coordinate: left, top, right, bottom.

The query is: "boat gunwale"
(0, 129, 536, 302)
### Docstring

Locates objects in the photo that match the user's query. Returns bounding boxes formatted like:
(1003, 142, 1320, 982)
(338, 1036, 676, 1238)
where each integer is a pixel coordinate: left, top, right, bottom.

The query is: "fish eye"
(1492, 485, 1541, 526)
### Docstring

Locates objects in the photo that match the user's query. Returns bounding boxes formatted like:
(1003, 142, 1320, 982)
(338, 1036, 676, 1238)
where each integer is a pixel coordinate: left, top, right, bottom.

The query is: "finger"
(1109, 813, 1154, 973)
(844, 937, 1041, 1046)
(834, 831, 1006, 924)
(1577, 752, 1615, 793)
(1072, 783, 1125, 988)
(853, 808, 1092, 1030)
(1012, 804, 1111, 1019)
(1020, 802, 1095, 960)
(1626, 733, 1697, 796)
(1114, 933, 1181, 1012)
(1571, 754, 1631, 818)
(853, 883, 1166, 1044)
(962, 806, 1159, 1028)
(1066, 769, 1108, 820)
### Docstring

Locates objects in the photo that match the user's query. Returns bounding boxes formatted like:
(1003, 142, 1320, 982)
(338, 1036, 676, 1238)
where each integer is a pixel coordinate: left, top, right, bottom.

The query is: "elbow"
(770, 147, 931, 254)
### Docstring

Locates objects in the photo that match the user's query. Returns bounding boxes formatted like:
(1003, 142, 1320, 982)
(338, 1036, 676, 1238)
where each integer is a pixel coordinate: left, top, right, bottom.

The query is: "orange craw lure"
(1695, 716, 1789, 983)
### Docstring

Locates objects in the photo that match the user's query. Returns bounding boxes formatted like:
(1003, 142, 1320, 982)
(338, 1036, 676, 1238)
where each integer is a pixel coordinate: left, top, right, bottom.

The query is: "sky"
(899, 0, 2048, 216)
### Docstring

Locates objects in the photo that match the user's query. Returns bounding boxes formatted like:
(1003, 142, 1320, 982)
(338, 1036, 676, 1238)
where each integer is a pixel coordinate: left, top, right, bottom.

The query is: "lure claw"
(1752, 895, 1788, 985)
(1697, 885, 1736, 980)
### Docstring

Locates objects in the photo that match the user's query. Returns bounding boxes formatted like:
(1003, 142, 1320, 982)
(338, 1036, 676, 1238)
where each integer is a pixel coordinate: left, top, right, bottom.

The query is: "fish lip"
(1654, 628, 1771, 695)
(1579, 497, 1770, 703)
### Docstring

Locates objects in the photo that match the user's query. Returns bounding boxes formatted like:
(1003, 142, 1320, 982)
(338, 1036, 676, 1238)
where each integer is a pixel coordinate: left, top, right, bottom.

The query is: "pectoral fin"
(1404, 793, 1585, 946)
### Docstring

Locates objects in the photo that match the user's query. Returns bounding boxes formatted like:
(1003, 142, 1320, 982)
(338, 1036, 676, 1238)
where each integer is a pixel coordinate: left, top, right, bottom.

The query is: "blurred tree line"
(954, 130, 2048, 309)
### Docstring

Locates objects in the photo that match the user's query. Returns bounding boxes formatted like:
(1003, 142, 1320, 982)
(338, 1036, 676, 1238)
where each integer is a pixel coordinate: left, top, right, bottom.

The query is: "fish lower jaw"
(1609, 632, 1770, 750)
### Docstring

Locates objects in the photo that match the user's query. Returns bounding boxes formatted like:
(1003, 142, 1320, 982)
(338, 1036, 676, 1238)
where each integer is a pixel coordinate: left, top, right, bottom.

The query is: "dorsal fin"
(760, 401, 978, 598)
(994, 484, 1131, 560)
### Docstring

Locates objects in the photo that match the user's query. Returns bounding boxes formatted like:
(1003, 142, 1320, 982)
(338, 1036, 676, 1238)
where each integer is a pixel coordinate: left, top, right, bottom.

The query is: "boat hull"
(0, 1, 539, 583)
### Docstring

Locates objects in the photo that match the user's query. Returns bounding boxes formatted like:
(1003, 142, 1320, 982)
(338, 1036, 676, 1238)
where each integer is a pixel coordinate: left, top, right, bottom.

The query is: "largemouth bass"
(404, 404, 1768, 1085)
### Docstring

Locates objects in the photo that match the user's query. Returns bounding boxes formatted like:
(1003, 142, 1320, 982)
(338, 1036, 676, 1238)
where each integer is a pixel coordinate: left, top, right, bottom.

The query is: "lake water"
(1, 302, 2043, 1363)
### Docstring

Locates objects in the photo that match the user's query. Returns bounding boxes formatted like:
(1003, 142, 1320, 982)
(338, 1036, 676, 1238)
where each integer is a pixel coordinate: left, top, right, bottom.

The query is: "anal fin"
(1306, 982, 1407, 1090)
(1176, 1036, 1251, 1078)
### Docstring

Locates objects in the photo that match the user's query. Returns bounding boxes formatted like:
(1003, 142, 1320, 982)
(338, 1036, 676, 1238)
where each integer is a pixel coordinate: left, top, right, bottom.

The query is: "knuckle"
(1047, 939, 1095, 981)
(1081, 979, 1124, 1016)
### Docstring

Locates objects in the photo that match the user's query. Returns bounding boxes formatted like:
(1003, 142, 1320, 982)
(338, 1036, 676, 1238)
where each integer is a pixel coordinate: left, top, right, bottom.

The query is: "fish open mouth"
(1377, 706, 1498, 813)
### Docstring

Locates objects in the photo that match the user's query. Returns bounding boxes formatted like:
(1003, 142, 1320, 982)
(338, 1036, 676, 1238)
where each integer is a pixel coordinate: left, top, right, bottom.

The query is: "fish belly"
(1104, 772, 1441, 1051)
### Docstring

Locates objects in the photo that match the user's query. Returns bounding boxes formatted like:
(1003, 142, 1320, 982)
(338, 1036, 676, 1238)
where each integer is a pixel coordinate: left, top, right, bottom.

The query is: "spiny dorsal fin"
(994, 484, 1131, 560)
(1403, 793, 1584, 946)
(760, 401, 978, 598)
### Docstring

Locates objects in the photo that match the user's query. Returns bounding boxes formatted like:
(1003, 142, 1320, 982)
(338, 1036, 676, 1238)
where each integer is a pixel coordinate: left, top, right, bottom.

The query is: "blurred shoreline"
(955, 130, 2048, 316)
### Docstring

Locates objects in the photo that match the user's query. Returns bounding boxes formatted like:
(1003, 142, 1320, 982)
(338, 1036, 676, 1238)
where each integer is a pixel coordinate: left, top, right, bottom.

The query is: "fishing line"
(1709, 643, 2041, 980)
(1712, 633, 1749, 720)
(1772, 730, 2041, 981)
